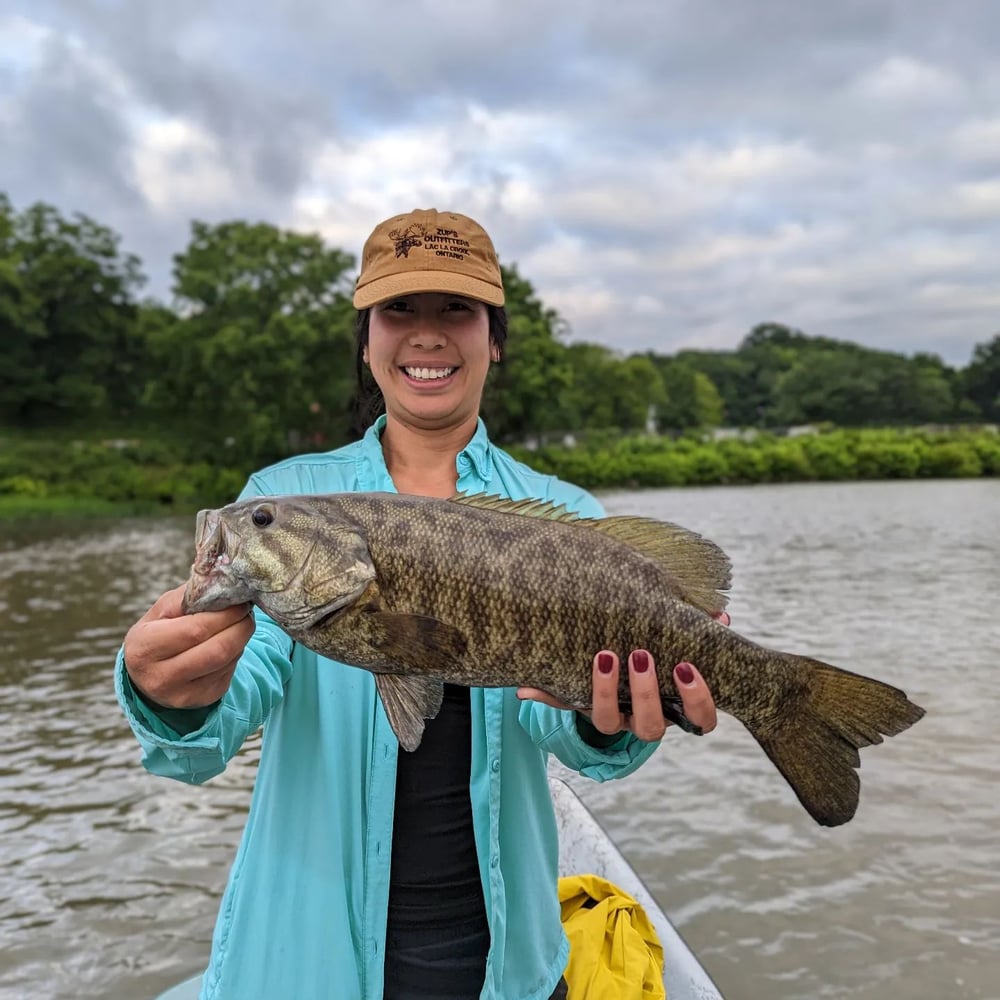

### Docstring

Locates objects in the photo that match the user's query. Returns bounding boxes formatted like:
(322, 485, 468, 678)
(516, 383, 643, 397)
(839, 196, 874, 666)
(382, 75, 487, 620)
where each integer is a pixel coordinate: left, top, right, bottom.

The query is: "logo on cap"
(389, 224, 429, 259)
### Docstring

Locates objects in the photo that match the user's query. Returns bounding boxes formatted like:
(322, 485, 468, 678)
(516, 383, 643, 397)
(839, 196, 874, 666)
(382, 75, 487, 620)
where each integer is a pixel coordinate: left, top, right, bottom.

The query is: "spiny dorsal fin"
(589, 516, 732, 616)
(451, 493, 731, 616)
(450, 492, 583, 523)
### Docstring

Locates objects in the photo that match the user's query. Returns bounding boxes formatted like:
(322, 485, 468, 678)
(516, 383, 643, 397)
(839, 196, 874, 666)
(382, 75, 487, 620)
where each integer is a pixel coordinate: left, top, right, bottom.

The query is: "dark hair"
(351, 304, 509, 434)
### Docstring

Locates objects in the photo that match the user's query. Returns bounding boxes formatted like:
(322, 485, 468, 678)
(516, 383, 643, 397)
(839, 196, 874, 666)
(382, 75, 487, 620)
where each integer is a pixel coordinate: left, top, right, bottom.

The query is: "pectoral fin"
(365, 610, 468, 751)
(375, 673, 445, 751)
(366, 610, 468, 670)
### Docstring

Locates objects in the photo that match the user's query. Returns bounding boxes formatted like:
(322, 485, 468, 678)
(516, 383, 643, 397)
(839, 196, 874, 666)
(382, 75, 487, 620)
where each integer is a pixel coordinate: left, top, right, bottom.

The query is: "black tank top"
(383, 684, 490, 999)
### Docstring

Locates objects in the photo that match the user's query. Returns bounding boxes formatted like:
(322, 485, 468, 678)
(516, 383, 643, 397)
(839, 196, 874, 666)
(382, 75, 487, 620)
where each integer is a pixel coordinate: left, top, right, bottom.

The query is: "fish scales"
(334, 493, 729, 708)
(181, 491, 925, 827)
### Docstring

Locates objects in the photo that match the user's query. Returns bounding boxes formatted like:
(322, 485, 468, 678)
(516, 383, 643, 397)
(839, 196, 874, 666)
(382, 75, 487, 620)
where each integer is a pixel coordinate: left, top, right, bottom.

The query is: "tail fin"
(746, 656, 925, 827)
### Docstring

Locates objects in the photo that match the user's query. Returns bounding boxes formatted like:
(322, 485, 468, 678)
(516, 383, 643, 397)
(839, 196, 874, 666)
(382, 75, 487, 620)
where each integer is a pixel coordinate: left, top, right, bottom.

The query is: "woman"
(118, 209, 720, 1000)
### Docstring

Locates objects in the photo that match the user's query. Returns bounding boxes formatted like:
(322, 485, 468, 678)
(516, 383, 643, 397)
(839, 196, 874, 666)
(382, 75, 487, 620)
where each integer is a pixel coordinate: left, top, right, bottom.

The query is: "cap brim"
(353, 270, 505, 309)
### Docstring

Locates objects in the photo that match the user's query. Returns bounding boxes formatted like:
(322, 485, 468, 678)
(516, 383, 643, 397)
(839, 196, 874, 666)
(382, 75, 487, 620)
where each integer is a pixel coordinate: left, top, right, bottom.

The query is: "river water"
(0, 480, 997, 999)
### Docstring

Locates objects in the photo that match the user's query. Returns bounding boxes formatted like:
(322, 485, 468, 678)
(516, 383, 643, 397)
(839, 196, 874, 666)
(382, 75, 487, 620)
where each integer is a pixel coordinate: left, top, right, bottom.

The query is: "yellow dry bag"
(558, 874, 666, 1000)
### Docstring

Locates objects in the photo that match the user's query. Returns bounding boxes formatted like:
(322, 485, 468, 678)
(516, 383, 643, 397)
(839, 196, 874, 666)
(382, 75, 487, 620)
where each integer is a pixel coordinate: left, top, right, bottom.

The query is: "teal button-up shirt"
(116, 418, 660, 1000)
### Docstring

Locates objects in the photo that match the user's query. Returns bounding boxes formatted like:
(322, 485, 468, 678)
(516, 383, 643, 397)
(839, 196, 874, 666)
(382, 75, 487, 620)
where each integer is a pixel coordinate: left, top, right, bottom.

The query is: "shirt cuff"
(115, 648, 221, 744)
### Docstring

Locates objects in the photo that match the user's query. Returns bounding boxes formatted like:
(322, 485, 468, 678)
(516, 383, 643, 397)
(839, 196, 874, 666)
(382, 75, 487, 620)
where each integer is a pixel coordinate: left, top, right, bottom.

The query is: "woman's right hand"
(123, 584, 256, 710)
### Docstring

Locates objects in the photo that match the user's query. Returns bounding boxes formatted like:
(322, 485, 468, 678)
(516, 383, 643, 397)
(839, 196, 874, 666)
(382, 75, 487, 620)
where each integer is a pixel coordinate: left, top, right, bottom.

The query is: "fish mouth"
(191, 509, 229, 576)
(181, 509, 240, 613)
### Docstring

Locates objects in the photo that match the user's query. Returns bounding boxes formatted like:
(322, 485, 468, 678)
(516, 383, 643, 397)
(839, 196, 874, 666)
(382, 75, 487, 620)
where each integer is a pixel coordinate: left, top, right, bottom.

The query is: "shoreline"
(3, 425, 997, 522)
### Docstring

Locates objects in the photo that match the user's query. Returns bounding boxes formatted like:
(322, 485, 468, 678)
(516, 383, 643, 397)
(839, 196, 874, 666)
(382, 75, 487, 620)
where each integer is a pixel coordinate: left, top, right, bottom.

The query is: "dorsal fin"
(450, 492, 583, 523)
(588, 516, 731, 615)
(450, 493, 731, 616)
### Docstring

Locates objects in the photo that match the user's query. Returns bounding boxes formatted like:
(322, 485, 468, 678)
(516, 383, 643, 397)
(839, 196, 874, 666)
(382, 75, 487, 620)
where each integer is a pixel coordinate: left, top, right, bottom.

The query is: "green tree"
(0, 195, 145, 423)
(562, 344, 664, 433)
(145, 220, 356, 461)
(963, 335, 1000, 421)
(562, 342, 619, 431)
(770, 350, 882, 425)
(480, 265, 574, 441)
(675, 322, 807, 427)
(879, 354, 955, 424)
(648, 356, 724, 431)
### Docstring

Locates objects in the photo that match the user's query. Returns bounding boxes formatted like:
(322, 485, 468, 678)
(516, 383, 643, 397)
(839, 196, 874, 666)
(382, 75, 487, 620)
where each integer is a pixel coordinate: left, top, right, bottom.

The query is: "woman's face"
(365, 292, 495, 431)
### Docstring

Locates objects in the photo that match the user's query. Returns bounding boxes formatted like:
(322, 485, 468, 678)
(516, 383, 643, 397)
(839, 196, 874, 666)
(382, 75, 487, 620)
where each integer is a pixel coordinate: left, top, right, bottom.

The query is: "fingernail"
(675, 662, 695, 685)
(597, 652, 614, 675)
(631, 650, 650, 673)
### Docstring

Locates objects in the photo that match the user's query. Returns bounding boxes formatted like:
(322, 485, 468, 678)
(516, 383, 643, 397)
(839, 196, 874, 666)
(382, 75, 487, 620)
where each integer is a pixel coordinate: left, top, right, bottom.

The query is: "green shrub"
(716, 441, 772, 483)
(801, 435, 858, 480)
(0, 475, 49, 497)
(919, 442, 983, 478)
(968, 435, 1000, 475)
(853, 440, 923, 479)
(767, 439, 812, 482)
(684, 446, 731, 485)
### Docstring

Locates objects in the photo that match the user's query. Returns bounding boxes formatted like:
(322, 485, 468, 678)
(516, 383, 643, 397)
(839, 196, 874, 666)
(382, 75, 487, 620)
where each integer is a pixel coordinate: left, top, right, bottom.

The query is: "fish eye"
(251, 506, 274, 527)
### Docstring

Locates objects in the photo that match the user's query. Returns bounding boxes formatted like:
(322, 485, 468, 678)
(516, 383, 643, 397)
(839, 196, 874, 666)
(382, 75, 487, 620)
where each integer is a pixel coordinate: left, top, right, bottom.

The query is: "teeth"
(404, 367, 456, 381)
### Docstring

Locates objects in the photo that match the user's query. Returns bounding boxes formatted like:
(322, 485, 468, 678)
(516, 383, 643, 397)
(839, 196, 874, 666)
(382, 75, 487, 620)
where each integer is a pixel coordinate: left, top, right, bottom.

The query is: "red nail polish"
(632, 650, 649, 673)
(675, 662, 694, 685)
(597, 652, 614, 675)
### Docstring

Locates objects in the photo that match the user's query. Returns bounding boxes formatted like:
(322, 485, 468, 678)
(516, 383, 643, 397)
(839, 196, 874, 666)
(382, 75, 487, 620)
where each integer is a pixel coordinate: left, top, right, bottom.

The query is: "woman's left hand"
(516, 611, 729, 742)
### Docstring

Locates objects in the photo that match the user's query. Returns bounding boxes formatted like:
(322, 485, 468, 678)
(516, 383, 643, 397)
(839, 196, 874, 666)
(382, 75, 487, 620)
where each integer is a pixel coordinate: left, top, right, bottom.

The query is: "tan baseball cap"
(353, 208, 505, 309)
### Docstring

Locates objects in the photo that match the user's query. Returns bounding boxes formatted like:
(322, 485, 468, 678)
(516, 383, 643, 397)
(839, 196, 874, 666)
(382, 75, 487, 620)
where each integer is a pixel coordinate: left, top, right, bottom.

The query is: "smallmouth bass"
(181, 492, 925, 827)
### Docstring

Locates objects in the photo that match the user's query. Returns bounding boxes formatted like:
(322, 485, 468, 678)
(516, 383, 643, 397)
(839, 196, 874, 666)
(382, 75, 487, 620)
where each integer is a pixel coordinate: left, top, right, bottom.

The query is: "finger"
(590, 651, 626, 735)
(128, 604, 254, 664)
(674, 661, 718, 734)
(131, 618, 253, 706)
(167, 614, 256, 679)
(139, 657, 241, 710)
(516, 688, 572, 710)
(627, 650, 667, 741)
(128, 612, 255, 698)
(714, 611, 731, 627)
(144, 584, 189, 621)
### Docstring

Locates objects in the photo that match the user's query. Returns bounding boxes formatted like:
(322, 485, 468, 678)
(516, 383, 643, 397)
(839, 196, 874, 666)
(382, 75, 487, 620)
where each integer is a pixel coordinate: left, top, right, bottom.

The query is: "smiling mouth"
(401, 366, 457, 381)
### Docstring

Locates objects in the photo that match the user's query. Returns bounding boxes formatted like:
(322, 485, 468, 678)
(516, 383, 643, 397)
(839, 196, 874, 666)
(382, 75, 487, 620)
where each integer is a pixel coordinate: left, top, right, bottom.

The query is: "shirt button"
(491, 759, 501, 773)
(490, 855, 499, 869)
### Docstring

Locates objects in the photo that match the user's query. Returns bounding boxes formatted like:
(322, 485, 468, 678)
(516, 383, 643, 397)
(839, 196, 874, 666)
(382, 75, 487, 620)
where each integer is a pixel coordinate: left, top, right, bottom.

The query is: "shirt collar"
(457, 417, 494, 484)
(358, 415, 494, 490)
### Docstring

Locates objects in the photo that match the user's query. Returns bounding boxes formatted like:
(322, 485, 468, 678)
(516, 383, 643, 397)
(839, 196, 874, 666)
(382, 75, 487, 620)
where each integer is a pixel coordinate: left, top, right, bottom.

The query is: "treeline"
(2, 192, 999, 475)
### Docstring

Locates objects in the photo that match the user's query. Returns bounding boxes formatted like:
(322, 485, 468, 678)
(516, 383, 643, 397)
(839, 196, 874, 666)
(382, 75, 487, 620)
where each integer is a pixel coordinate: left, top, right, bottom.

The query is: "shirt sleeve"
(517, 700, 660, 780)
(115, 611, 295, 784)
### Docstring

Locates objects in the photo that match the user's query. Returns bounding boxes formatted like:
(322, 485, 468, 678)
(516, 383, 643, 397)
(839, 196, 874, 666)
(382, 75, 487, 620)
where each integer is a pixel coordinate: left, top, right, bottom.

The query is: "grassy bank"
(0, 495, 160, 520)
(509, 425, 1000, 490)
(0, 433, 251, 520)
(1, 426, 997, 520)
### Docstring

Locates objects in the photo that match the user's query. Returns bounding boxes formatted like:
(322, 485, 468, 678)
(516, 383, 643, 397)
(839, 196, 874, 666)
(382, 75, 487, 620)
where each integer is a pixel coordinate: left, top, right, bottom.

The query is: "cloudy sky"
(2, 1, 998, 364)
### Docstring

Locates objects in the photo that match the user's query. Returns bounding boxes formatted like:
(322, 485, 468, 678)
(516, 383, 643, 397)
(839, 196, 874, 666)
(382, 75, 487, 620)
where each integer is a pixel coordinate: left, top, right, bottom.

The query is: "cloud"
(850, 55, 964, 105)
(3, 0, 999, 364)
